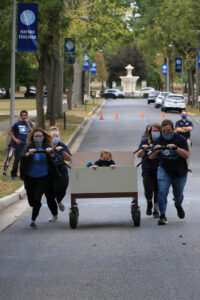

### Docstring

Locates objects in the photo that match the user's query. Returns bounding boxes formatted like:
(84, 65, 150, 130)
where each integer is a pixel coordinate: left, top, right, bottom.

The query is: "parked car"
(24, 87, 36, 98)
(0, 88, 6, 98)
(161, 93, 186, 112)
(155, 92, 169, 108)
(147, 91, 160, 104)
(104, 89, 125, 99)
(134, 87, 155, 97)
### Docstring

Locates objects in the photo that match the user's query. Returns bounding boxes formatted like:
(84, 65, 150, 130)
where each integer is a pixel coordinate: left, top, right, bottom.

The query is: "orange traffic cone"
(141, 111, 144, 119)
(115, 112, 119, 119)
(100, 109, 104, 120)
(162, 111, 166, 119)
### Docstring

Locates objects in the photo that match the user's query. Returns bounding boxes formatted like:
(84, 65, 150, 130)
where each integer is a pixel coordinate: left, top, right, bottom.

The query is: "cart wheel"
(132, 209, 141, 227)
(69, 210, 78, 229)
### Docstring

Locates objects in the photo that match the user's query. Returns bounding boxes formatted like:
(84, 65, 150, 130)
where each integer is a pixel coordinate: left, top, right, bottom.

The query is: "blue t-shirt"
(27, 147, 48, 178)
(139, 137, 159, 177)
(153, 133, 188, 177)
(175, 119, 193, 139)
(51, 142, 71, 175)
(11, 121, 33, 144)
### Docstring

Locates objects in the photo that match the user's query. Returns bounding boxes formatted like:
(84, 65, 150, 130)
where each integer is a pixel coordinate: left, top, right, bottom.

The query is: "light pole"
(10, 0, 16, 127)
(157, 53, 170, 92)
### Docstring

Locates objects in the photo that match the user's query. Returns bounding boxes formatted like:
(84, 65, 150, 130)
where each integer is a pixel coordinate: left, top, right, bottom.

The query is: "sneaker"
(11, 177, 15, 181)
(30, 222, 38, 229)
(158, 214, 168, 225)
(49, 215, 58, 222)
(187, 168, 192, 172)
(146, 202, 152, 216)
(2, 172, 6, 177)
(58, 202, 65, 212)
(175, 204, 185, 219)
(153, 210, 160, 218)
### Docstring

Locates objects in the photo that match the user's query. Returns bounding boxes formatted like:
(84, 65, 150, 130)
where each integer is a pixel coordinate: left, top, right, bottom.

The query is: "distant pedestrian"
(137, 123, 161, 218)
(20, 128, 55, 229)
(151, 119, 189, 225)
(175, 111, 193, 171)
(92, 150, 116, 169)
(8, 110, 33, 180)
(2, 137, 16, 177)
(45, 127, 72, 222)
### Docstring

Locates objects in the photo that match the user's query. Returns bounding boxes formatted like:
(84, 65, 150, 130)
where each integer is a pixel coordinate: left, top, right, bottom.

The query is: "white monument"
(120, 64, 140, 96)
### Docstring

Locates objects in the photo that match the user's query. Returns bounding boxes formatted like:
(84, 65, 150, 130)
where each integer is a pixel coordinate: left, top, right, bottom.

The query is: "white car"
(134, 87, 155, 97)
(155, 92, 169, 108)
(161, 93, 186, 112)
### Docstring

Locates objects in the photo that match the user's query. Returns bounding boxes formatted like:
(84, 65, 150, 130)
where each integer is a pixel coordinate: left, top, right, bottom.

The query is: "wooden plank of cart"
(69, 151, 140, 229)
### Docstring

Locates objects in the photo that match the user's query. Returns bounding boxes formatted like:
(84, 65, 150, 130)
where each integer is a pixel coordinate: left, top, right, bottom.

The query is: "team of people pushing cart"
(6, 110, 193, 228)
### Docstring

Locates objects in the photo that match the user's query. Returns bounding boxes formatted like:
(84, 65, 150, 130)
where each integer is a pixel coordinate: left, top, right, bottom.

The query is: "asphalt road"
(0, 98, 200, 300)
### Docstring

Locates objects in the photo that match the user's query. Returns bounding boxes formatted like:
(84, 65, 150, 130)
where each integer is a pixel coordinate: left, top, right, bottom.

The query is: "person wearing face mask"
(137, 123, 161, 218)
(20, 128, 55, 229)
(8, 110, 33, 180)
(175, 111, 193, 171)
(45, 128, 72, 222)
(92, 150, 116, 169)
(150, 119, 189, 225)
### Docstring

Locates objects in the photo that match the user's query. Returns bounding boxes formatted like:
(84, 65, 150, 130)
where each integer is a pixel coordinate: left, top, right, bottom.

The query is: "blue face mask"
(182, 114, 187, 119)
(53, 137, 60, 144)
(151, 132, 160, 140)
(162, 132, 172, 140)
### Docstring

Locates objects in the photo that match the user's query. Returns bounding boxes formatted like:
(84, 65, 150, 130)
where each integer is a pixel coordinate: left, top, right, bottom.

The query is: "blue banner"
(83, 54, 89, 71)
(162, 64, 167, 76)
(175, 58, 182, 72)
(17, 3, 38, 52)
(64, 38, 75, 64)
(90, 62, 96, 74)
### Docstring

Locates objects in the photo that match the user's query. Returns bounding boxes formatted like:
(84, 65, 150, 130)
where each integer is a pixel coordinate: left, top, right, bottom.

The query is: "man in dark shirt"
(151, 119, 189, 225)
(175, 111, 193, 171)
(8, 110, 33, 180)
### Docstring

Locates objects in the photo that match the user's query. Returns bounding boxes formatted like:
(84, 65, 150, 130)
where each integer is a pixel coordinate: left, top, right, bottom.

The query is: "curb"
(0, 100, 105, 212)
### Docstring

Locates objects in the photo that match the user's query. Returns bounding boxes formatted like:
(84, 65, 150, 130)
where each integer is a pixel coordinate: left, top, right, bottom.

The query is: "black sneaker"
(158, 214, 168, 225)
(30, 222, 38, 229)
(187, 168, 192, 172)
(146, 202, 152, 216)
(153, 210, 160, 218)
(175, 204, 185, 219)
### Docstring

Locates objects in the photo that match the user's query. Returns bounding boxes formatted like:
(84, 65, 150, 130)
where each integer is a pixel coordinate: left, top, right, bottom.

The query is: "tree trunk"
(188, 67, 195, 106)
(67, 64, 74, 110)
(72, 61, 83, 107)
(35, 52, 45, 129)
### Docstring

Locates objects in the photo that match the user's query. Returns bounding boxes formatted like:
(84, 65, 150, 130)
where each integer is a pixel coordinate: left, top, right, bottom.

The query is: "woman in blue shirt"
(45, 128, 72, 222)
(20, 128, 55, 229)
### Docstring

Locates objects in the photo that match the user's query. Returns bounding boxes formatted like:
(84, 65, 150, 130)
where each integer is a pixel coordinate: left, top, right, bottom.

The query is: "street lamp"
(10, 0, 16, 127)
(157, 53, 170, 92)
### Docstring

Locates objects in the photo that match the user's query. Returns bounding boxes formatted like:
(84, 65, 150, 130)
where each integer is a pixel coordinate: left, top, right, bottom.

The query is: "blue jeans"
(157, 166, 187, 215)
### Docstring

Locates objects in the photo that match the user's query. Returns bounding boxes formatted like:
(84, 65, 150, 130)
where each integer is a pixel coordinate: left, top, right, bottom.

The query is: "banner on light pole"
(64, 38, 75, 64)
(162, 64, 167, 76)
(90, 62, 96, 74)
(17, 3, 38, 52)
(83, 54, 89, 70)
(175, 58, 182, 72)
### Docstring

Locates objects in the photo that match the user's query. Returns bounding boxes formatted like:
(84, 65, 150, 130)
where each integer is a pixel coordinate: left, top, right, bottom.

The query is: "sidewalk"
(0, 101, 104, 213)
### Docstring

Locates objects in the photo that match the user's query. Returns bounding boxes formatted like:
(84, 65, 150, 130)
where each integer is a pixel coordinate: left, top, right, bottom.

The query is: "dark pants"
(11, 143, 25, 177)
(24, 175, 48, 221)
(143, 175, 158, 204)
(45, 174, 69, 216)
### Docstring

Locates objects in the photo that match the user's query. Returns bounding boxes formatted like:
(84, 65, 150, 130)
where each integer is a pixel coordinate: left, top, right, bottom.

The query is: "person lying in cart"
(92, 150, 116, 169)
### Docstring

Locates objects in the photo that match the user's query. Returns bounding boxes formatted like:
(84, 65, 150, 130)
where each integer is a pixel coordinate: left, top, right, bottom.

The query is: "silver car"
(155, 92, 169, 108)
(161, 93, 186, 112)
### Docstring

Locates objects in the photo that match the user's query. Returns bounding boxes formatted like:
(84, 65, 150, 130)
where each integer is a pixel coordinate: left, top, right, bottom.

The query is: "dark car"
(147, 91, 160, 104)
(104, 89, 125, 99)
(24, 87, 36, 98)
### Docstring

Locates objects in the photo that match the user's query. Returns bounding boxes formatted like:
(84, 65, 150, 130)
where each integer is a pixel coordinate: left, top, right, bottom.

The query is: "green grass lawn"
(0, 98, 103, 198)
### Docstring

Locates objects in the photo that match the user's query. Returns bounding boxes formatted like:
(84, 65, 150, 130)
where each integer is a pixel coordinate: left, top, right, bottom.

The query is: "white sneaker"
(49, 215, 58, 222)
(58, 202, 65, 212)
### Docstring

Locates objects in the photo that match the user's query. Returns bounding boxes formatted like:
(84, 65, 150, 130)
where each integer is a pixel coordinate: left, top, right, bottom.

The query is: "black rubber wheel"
(69, 210, 78, 229)
(132, 209, 141, 227)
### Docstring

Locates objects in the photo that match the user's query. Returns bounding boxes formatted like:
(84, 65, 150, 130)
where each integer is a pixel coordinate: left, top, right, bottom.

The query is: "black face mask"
(102, 160, 110, 166)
